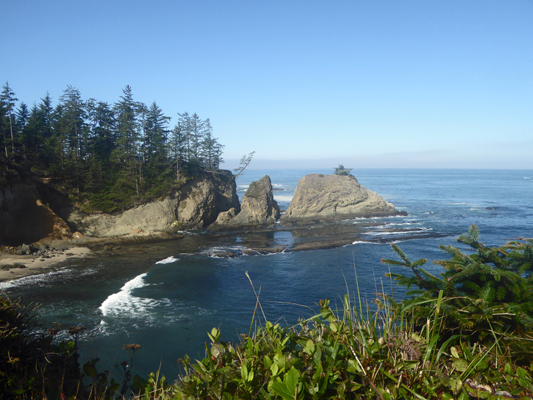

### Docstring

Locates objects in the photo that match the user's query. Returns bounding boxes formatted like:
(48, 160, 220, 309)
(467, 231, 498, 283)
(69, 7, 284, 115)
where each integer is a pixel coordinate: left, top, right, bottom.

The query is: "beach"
(0, 246, 92, 282)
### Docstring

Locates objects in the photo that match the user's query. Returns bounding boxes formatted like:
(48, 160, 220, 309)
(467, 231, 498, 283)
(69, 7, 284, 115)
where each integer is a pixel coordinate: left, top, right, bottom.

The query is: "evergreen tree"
(0, 99, 7, 163)
(85, 99, 116, 191)
(0, 84, 227, 209)
(144, 102, 170, 177)
(200, 118, 224, 169)
(1, 82, 18, 161)
(177, 112, 192, 162)
(15, 102, 29, 160)
(37, 93, 56, 170)
(189, 113, 205, 163)
(170, 121, 187, 179)
(113, 85, 141, 196)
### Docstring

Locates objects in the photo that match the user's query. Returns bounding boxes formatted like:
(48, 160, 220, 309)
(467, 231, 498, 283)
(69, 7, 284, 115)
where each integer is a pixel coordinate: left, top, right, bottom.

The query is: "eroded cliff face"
(67, 170, 240, 237)
(209, 175, 280, 230)
(280, 174, 405, 225)
(0, 170, 240, 244)
(0, 178, 72, 246)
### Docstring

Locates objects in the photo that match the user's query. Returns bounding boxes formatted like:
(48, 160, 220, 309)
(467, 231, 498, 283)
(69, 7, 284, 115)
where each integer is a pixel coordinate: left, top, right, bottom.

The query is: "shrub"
(0, 294, 82, 399)
(381, 225, 533, 359)
(166, 295, 533, 399)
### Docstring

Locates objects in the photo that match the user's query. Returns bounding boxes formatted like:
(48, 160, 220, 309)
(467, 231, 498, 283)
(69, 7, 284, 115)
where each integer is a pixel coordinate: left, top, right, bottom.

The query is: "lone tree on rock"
(334, 164, 352, 176)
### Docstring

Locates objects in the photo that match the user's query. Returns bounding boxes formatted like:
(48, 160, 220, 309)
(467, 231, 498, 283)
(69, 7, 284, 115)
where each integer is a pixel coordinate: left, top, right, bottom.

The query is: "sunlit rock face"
(280, 174, 405, 225)
(209, 175, 280, 230)
(68, 170, 240, 236)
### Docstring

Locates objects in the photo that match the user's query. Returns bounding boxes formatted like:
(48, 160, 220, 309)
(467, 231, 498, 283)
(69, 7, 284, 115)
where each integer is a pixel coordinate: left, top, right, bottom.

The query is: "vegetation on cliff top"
(0, 83, 225, 212)
(1, 227, 533, 399)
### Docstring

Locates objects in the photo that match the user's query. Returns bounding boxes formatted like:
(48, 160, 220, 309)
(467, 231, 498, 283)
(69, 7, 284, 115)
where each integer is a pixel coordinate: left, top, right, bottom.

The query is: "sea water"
(1, 168, 532, 380)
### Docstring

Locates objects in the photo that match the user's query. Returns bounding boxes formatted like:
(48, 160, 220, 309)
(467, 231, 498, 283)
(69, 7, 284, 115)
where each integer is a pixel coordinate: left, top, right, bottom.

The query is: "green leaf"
(452, 359, 469, 372)
(271, 362, 279, 377)
(271, 367, 300, 400)
(241, 364, 249, 381)
(304, 339, 315, 355)
(449, 376, 462, 394)
(451, 346, 460, 359)
(83, 363, 98, 378)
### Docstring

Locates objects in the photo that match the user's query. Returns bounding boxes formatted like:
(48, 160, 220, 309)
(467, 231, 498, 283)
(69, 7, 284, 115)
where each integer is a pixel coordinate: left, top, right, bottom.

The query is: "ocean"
(1, 168, 532, 381)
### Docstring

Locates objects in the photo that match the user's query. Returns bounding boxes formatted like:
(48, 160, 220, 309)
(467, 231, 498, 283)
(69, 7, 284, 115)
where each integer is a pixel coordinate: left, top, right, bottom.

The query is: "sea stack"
(209, 175, 280, 230)
(280, 174, 405, 225)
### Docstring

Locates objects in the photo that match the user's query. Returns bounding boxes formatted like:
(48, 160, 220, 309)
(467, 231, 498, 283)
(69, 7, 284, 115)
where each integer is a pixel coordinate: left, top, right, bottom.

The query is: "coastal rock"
(209, 175, 280, 230)
(280, 174, 405, 225)
(67, 170, 240, 237)
(0, 179, 72, 246)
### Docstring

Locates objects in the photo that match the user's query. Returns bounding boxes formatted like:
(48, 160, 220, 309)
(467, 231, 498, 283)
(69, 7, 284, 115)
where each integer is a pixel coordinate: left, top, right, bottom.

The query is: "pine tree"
(200, 118, 224, 169)
(144, 102, 170, 175)
(114, 85, 141, 197)
(58, 86, 87, 194)
(85, 99, 116, 191)
(0, 99, 8, 164)
(15, 102, 29, 160)
(170, 121, 187, 179)
(1, 82, 18, 161)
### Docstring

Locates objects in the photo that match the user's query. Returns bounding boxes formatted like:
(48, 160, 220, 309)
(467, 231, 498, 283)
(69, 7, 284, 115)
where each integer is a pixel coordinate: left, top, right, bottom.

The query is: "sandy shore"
(0, 246, 92, 282)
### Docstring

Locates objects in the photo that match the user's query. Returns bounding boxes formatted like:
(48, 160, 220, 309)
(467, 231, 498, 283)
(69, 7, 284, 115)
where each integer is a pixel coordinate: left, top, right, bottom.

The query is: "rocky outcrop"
(68, 170, 240, 237)
(280, 174, 405, 225)
(0, 178, 72, 246)
(209, 175, 280, 230)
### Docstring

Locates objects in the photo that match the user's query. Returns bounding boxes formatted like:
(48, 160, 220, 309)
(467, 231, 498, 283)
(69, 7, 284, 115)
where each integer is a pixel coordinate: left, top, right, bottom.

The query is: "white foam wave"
(365, 229, 431, 236)
(238, 184, 249, 190)
(352, 241, 383, 245)
(156, 256, 179, 265)
(99, 273, 156, 317)
(351, 214, 407, 223)
(383, 222, 419, 227)
(524, 177, 531, 180)
(204, 245, 249, 258)
(274, 195, 294, 202)
(0, 268, 74, 290)
(272, 183, 284, 187)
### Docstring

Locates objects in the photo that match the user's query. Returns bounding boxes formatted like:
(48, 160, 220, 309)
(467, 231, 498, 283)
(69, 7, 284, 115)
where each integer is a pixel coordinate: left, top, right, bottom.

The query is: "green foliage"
(233, 151, 255, 178)
(382, 225, 533, 356)
(170, 295, 533, 399)
(333, 164, 352, 176)
(0, 83, 227, 213)
(0, 293, 84, 399)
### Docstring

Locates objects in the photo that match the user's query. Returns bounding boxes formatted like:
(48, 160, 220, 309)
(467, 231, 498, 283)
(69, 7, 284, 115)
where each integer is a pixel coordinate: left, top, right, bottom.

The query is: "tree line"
(0, 82, 225, 209)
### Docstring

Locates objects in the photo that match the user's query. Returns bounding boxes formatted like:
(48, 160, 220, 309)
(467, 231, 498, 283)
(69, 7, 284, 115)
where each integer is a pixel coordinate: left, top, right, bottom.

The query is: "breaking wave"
(99, 273, 160, 318)
(156, 256, 179, 265)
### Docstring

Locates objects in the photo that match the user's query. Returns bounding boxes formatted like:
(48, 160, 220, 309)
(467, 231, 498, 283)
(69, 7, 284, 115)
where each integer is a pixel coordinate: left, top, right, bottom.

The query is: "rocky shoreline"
(1, 171, 417, 282)
(0, 219, 446, 283)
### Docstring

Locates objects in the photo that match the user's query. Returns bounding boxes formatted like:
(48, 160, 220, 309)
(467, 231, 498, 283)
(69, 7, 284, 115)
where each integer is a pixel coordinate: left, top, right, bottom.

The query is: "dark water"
(1, 168, 532, 381)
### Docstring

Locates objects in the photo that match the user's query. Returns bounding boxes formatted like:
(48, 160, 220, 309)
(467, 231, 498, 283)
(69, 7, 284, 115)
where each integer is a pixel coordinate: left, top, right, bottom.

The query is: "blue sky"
(2, 0, 532, 169)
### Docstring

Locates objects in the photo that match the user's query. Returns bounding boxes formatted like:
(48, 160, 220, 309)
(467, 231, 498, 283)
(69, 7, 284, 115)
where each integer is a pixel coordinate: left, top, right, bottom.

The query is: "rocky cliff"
(0, 177, 73, 246)
(0, 169, 240, 245)
(68, 170, 240, 237)
(209, 175, 280, 230)
(280, 174, 405, 225)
